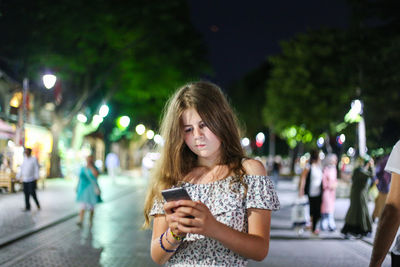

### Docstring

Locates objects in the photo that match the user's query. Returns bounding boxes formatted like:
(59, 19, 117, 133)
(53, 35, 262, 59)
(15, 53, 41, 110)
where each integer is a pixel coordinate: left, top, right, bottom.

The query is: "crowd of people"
(293, 141, 400, 266)
(295, 149, 395, 238)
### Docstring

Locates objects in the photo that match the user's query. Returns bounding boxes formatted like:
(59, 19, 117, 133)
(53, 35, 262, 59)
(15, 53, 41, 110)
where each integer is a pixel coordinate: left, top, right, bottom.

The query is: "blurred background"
(0, 1, 399, 266)
(0, 0, 398, 181)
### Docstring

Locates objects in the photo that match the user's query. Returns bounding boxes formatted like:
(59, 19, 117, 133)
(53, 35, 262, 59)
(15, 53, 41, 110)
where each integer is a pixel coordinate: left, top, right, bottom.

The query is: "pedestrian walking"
(341, 156, 374, 238)
(371, 154, 391, 223)
(17, 148, 41, 211)
(299, 149, 323, 235)
(271, 156, 281, 189)
(105, 150, 119, 184)
(76, 155, 102, 227)
(143, 81, 280, 266)
(320, 153, 338, 232)
(370, 140, 400, 267)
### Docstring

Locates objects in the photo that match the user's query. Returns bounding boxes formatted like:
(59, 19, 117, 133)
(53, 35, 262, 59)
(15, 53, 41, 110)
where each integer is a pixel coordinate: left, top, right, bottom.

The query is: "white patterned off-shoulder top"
(150, 175, 280, 267)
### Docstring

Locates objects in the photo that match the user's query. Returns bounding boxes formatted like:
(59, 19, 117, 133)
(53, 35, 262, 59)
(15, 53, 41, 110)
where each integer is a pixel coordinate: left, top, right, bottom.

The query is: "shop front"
(23, 123, 53, 180)
(0, 119, 16, 192)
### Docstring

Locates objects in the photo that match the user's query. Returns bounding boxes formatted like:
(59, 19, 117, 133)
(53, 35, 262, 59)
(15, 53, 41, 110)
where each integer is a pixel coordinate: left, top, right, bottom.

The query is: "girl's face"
(181, 108, 221, 166)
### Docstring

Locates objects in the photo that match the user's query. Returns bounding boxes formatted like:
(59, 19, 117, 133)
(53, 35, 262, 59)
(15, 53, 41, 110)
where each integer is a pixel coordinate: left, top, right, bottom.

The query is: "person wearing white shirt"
(17, 148, 41, 211)
(105, 152, 119, 184)
(299, 149, 323, 235)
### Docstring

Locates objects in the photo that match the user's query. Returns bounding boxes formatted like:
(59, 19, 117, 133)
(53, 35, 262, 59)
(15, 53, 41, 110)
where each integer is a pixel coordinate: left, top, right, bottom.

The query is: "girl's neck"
(198, 160, 217, 168)
(197, 152, 221, 168)
(185, 164, 230, 184)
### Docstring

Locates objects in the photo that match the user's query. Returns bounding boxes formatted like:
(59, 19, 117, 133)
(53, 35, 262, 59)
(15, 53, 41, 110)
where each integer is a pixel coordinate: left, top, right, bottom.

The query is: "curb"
(0, 212, 78, 248)
(0, 186, 138, 248)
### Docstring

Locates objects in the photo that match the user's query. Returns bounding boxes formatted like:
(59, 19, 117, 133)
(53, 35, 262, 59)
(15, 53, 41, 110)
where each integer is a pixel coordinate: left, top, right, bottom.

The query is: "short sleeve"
(244, 175, 280, 211)
(385, 140, 400, 175)
(149, 197, 165, 216)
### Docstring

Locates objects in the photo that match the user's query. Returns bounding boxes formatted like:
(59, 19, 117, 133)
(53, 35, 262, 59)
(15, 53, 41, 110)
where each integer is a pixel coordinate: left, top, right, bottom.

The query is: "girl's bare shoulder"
(242, 159, 267, 176)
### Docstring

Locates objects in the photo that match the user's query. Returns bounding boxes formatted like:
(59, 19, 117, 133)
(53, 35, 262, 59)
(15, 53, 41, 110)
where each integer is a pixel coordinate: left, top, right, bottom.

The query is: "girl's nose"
(193, 127, 203, 138)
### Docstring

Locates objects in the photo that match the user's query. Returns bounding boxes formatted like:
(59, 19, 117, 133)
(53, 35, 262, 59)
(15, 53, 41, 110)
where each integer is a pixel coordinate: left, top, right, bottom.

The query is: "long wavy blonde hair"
(143, 81, 246, 228)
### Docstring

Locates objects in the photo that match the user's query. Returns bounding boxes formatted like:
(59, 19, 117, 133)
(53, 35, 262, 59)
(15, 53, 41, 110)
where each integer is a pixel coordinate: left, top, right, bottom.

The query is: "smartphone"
(161, 187, 194, 219)
(161, 187, 192, 202)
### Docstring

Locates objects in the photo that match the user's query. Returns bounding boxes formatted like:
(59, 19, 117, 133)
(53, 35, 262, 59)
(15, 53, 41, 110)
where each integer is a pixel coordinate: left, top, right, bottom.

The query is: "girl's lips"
(196, 144, 206, 148)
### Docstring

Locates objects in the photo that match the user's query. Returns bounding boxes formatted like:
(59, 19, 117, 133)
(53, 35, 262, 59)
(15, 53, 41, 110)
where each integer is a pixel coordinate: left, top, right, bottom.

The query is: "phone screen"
(161, 187, 192, 202)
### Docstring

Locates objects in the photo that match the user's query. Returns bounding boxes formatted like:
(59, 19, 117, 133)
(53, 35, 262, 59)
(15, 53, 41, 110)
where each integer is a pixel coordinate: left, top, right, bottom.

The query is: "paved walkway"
(0, 172, 147, 248)
(0, 174, 393, 266)
(0, 177, 156, 267)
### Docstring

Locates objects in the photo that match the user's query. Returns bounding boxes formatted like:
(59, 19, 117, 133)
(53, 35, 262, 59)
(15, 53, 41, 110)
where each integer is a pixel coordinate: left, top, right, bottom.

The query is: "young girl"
(143, 81, 280, 266)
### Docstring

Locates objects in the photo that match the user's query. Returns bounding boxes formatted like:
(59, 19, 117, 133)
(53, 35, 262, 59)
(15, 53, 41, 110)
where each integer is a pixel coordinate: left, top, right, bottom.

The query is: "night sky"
(187, 0, 350, 87)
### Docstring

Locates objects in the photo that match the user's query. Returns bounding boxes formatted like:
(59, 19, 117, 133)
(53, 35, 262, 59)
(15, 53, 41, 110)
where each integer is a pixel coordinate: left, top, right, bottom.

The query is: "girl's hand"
(163, 201, 188, 237)
(173, 200, 219, 237)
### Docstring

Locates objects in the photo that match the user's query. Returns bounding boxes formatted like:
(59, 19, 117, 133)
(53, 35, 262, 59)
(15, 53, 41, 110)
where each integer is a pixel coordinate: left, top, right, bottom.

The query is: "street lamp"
(136, 124, 145, 135)
(154, 134, 164, 146)
(77, 113, 87, 123)
(118, 116, 130, 128)
(42, 74, 57, 89)
(99, 104, 109, 118)
(241, 137, 250, 147)
(344, 99, 366, 157)
(146, 130, 155, 140)
(256, 132, 265, 148)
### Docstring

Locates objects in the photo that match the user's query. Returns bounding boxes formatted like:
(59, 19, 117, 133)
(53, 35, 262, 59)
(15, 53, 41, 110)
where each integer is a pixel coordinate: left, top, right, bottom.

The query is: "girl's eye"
(199, 122, 207, 129)
(184, 128, 192, 133)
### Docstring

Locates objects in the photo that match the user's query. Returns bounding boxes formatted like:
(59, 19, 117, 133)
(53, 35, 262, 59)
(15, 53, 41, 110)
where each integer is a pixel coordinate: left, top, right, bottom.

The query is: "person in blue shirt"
(76, 155, 102, 227)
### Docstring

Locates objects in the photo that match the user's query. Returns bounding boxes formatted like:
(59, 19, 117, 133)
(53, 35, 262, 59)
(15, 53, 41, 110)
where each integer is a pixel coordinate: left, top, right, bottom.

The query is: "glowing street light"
(154, 134, 164, 146)
(92, 114, 103, 126)
(99, 104, 109, 118)
(136, 124, 146, 135)
(351, 100, 362, 115)
(339, 134, 346, 144)
(344, 99, 366, 156)
(241, 137, 250, 147)
(77, 113, 87, 123)
(344, 99, 363, 123)
(256, 132, 265, 148)
(146, 130, 155, 139)
(119, 116, 130, 128)
(42, 74, 57, 89)
(317, 137, 325, 148)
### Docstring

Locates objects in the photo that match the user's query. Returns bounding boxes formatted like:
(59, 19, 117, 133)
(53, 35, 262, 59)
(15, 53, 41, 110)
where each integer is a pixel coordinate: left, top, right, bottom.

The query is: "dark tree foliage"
(229, 62, 271, 138)
(264, 29, 357, 137)
(346, 0, 400, 148)
(0, 0, 209, 122)
(0, 0, 209, 176)
(261, 0, 400, 150)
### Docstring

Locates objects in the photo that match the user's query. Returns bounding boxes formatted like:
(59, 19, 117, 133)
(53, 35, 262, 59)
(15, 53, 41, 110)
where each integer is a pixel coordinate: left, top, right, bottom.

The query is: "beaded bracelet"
(159, 232, 177, 253)
(170, 228, 185, 241)
(165, 230, 177, 246)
